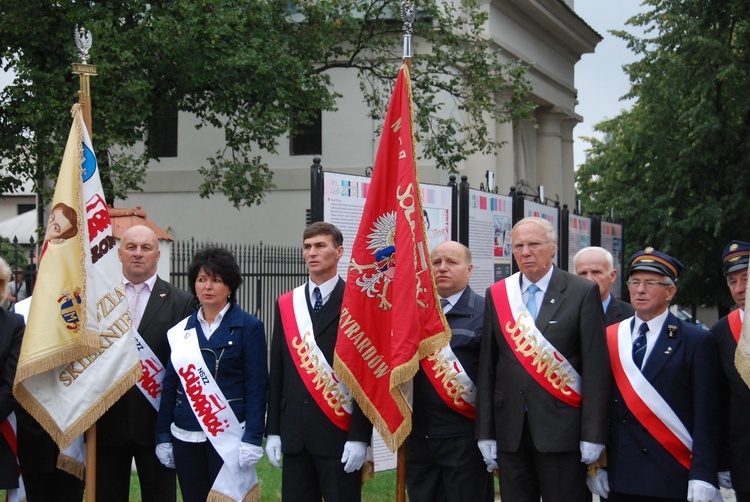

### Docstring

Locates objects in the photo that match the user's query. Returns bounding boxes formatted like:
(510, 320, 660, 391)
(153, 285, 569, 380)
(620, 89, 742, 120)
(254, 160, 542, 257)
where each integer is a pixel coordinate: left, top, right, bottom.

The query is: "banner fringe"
(207, 482, 261, 502)
(14, 363, 140, 450)
(56, 453, 85, 480)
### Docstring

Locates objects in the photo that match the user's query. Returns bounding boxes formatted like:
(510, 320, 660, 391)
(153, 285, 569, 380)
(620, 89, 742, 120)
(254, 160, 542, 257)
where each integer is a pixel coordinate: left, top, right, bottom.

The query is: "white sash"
(494, 274, 582, 404)
(422, 343, 476, 418)
(282, 285, 353, 425)
(611, 320, 692, 457)
(133, 329, 166, 411)
(168, 319, 260, 501)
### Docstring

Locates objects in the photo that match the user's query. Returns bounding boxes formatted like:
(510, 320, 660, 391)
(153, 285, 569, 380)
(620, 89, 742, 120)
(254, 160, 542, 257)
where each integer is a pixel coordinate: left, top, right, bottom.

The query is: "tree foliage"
(0, 0, 533, 209)
(576, 0, 750, 311)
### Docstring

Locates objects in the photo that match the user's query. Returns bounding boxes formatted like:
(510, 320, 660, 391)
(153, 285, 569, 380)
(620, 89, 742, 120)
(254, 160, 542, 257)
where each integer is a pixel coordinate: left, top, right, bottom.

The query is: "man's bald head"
(119, 225, 160, 283)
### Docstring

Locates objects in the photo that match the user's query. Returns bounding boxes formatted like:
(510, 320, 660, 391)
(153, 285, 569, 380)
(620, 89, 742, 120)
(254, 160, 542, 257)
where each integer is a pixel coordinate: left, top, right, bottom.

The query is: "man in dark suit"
(575, 246, 634, 325)
(266, 222, 372, 502)
(713, 240, 750, 501)
(599, 248, 720, 502)
(406, 241, 493, 502)
(96, 225, 194, 502)
(476, 217, 610, 502)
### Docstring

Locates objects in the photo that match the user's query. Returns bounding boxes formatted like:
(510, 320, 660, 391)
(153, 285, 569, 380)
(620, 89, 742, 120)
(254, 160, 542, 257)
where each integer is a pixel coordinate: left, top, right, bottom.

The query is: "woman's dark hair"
(188, 246, 242, 303)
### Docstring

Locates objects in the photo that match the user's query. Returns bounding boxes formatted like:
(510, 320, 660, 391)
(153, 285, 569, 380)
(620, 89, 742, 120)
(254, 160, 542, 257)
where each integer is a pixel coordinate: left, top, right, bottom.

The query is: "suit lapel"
(313, 278, 345, 338)
(642, 313, 681, 380)
(138, 277, 169, 331)
(535, 268, 564, 332)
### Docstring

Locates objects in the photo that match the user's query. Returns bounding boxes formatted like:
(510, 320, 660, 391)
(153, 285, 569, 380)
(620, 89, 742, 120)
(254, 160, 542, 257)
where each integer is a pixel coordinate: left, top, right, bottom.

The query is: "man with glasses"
(594, 248, 720, 502)
(712, 240, 750, 501)
(476, 217, 610, 502)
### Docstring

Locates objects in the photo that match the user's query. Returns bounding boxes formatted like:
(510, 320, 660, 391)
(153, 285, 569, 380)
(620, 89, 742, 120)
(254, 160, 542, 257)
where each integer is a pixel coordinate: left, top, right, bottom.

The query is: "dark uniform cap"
(627, 247, 684, 282)
(722, 240, 750, 276)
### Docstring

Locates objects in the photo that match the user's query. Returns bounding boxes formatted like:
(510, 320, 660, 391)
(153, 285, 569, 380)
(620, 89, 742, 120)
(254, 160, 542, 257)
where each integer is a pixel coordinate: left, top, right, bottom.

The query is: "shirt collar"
(634, 307, 670, 338)
(521, 266, 554, 293)
(602, 293, 612, 313)
(198, 301, 231, 325)
(309, 275, 339, 304)
(440, 288, 466, 310)
(123, 273, 157, 293)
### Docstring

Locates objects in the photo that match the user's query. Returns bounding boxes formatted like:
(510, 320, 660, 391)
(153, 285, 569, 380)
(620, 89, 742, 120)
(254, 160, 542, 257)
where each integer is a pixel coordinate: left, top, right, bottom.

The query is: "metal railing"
(170, 239, 308, 337)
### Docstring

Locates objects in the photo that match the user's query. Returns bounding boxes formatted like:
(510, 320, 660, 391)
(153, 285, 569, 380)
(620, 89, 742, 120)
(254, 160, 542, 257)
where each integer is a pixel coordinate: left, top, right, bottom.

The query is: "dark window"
(17, 204, 35, 215)
(147, 107, 178, 158)
(290, 110, 322, 156)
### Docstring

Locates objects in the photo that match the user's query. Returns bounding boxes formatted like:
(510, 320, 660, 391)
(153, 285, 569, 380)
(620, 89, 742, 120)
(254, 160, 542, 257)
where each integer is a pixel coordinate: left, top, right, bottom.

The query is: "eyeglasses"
(626, 279, 672, 289)
(512, 241, 549, 252)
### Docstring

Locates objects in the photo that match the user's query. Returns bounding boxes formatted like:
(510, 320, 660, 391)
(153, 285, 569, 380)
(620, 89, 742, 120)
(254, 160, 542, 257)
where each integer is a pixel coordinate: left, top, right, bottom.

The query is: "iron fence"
(1, 237, 308, 339)
(170, 239, 308, 337)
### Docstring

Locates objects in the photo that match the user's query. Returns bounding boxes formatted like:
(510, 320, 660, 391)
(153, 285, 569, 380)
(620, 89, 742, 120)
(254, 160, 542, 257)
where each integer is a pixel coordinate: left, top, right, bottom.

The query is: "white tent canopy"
(0, 210, 37, 243)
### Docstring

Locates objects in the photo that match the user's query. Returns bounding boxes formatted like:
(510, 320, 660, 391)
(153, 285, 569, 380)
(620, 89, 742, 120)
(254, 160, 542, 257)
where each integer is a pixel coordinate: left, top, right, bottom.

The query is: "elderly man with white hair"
(574, 246, 634, 326)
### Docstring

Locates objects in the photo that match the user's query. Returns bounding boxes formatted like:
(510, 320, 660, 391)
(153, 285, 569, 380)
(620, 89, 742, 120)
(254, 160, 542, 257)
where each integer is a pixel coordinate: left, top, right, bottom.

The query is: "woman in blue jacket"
(155, 247, 268, 501)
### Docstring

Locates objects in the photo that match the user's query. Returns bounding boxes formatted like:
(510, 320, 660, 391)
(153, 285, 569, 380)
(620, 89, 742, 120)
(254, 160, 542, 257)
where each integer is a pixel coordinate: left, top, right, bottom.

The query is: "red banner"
(333, 63, 450, 452)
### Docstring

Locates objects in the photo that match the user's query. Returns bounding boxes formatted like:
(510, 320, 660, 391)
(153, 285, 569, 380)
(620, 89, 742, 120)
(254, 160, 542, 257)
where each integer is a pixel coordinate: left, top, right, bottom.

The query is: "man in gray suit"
(574, 246, 634, 326)
(96, 225, 195, 502)
(476, 217, 611, 502)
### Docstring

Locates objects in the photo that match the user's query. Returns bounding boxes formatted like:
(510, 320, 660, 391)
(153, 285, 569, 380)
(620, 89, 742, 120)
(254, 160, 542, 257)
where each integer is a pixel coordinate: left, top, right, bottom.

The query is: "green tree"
(576, 0, 750, 313)
(0, 0, 533, 210)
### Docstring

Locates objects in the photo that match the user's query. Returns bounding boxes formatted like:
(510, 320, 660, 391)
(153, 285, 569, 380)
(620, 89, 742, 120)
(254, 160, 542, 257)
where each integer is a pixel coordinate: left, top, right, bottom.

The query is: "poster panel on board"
(467, 189, 513, 294)
(601, 221, 625, 299)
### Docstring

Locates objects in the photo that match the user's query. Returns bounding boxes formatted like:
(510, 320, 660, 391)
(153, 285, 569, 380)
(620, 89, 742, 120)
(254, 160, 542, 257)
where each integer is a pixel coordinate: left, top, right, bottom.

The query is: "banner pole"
(396, 3, 414, 501)
(72, 25, 98, 502)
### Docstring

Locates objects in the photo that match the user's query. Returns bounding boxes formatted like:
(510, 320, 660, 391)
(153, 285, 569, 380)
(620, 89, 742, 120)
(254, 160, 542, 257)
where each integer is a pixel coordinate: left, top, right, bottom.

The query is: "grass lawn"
(127, 455, 401, 502)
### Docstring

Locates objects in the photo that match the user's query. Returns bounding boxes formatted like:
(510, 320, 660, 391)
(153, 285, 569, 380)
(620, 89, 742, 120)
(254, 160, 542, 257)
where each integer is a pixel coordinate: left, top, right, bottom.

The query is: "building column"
(535, 107, 566, 203)
(560, 117, 578, 208)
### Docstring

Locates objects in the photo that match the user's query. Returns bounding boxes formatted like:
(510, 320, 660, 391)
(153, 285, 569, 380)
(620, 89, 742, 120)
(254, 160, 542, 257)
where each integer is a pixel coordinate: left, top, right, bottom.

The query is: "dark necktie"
(633, 322, 648, 370)
(526, 284, 540, 320)
(313, 286, 323, 313)
(440, 298, 450, 312)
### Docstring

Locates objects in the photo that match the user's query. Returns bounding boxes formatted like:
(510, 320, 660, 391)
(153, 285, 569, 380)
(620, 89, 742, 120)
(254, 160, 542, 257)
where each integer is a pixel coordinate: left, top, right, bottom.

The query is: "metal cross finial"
(401, 0, 415, 59)
(74, 26, 93, 64)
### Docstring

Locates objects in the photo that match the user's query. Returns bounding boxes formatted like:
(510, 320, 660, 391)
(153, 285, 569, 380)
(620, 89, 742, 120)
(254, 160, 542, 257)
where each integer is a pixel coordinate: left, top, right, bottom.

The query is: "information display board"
(322, 172, 452, 280)
(568, 215, 592, 271)
(601, 222, 625, 299)
(467, 189, 513, 293)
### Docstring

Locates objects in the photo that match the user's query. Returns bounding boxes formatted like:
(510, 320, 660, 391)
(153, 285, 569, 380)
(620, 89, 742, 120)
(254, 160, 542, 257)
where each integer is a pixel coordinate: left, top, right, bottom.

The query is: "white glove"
(477, 439, 497, 472)
(341, 441, 367, 473)
(580, 441, 605, 464)
(265, 435, 282, 469)
(238, 442, 263, 469)
(687, 479, 719, 502)
(717, 471, 732, 489)
(586, 468, 609, 498)
(155, 442, 175, 469)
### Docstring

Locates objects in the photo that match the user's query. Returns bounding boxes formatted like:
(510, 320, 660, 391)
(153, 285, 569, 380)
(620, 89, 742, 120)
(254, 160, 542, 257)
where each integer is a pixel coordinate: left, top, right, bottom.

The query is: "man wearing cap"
(574, 246, 634, 326)
(712, 240, 750, 501)
(595, 248, 721, 502)
(476, 217, 611, 502)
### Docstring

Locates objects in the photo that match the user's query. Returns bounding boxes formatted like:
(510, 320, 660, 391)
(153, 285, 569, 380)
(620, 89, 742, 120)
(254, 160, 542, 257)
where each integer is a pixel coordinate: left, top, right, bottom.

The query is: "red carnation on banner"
(333, 63, 450, 452)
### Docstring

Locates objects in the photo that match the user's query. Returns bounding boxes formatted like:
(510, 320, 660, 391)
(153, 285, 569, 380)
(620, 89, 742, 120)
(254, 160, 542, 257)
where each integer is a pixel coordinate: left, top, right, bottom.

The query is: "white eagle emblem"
(350, 211, 397, 311)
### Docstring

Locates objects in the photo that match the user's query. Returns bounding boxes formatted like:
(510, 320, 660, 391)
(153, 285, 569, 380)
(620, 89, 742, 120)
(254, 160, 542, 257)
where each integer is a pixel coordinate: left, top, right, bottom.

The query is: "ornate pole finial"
(72, 26, 97, 136)
(401, 0, 415, 60)
(74, 26, 93, 64)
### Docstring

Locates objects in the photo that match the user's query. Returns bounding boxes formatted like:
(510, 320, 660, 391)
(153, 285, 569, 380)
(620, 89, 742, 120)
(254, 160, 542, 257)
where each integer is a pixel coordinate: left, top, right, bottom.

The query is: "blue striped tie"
(633, 323, 648, 370)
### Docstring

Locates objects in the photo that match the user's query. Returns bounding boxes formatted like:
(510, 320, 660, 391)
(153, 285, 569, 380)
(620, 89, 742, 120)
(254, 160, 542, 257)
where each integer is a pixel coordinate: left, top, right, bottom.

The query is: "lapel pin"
(160, 293, 166, 297)
(550, 299, 555, 304)
(664, 347, 673, 354)
(667, 325, 677, 338)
